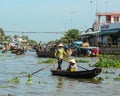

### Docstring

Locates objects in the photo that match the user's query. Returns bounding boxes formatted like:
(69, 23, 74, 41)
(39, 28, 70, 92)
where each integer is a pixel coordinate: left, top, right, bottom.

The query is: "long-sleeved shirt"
(55, 48, 66, 59)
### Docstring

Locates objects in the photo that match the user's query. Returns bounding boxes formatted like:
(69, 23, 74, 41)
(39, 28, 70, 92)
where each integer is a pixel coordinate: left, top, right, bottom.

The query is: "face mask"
(58, 48, 62, 52)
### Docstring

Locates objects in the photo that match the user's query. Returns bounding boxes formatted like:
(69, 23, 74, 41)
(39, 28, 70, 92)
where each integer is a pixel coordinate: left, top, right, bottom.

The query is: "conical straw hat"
(57, 43, 64, 47)
(69, 59, 76, 64)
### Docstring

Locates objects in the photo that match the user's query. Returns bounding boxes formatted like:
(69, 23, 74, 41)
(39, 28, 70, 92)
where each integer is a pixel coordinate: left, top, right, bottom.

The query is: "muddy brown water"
(0, 51, 120, 96)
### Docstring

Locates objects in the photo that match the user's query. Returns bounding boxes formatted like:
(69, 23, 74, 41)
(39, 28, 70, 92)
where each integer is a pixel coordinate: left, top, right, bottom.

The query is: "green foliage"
(14, 35, 19, 39)
(0, 28, 11, 43)
(59, 29, 82, 44)
(28, 74, 32, 78)
(37, 58, 57, 64)
(105, 75, 110, 79)
(95, 77, 104, 81)
(9, 77, 20, 83)
(0, 86, 14, 88)
(0, 28, 5, 37)
(114, 74, 120, 81)
(26, 78, 32, 85)
(102, 70, 115, 74)
(26, 74, 32, 85)
(21, 35, 28, 40)
(19, 71, 27, 74)
(76, 59, 90, 63)
(91, 55, 120, 68)
(28, 39, 37, 45)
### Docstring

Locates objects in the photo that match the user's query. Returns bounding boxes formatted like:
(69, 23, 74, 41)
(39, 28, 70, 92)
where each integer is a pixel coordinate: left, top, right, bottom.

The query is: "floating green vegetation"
(102, 70, 115, 74)
(38, 81, 47, 84)
(105, 75, 110, 79)
(90, 55, 120, 68)
(0, 85, 14, 88)
(114, 74, 120, 81)
(8, 77, 20, 83)
(76, 59, 89, 63)
(26, 74, 32, 85)
(37, 58, 57, 64)
(19, 71, 27, 74)
(26, 78, 32, 85)
(95, 77, 104, 81)
(63, 57, 72, 61)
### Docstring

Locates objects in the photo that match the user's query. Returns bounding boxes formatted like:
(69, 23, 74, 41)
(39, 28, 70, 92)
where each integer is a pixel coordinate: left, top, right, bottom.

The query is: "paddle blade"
(28, 74, 32, 78)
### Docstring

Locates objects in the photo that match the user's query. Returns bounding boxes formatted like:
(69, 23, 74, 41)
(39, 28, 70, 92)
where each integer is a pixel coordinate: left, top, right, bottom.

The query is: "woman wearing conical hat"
(67, 59, 77, 72)
(55, 43, 66, 70)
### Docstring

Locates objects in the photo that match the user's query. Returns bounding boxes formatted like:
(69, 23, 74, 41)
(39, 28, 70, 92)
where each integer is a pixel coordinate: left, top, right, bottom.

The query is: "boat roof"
(80, 30, 119, 36)
(80, 31, 100, 36)
(73, 41, 83, 44)
(80, 46, 99, 49)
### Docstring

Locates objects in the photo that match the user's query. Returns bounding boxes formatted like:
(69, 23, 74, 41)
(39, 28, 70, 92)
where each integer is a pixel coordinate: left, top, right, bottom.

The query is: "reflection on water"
(56, 77, 65, 88)
(78, 78, 101, 84)
(0, 51, 120, 96)
(56, 76, 101, 90)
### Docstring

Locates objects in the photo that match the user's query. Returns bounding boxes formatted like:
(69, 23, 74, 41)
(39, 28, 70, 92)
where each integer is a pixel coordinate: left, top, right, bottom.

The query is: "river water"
(0, 51, 120, 96)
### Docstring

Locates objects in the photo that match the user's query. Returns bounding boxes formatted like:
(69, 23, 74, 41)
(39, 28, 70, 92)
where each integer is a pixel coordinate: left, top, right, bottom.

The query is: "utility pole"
(90, 0, 93, 25)
(70, 10, 80, 29)
(65, 10, 79, 29)
(96, 0, 98, 20)
(106, 1, 108, 12)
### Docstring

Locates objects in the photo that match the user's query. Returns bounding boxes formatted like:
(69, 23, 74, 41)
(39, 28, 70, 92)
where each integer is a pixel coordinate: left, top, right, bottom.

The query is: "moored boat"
(35, 47, 55, 58)
(10, 46, 25, 55)
(72, 46, 100, 57)
(36, 51, 55, 58)
(51, 67, 102, 79)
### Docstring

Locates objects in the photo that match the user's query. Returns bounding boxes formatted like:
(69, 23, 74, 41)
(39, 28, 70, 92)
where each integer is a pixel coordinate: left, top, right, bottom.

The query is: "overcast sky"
(0, 0, 120, 42)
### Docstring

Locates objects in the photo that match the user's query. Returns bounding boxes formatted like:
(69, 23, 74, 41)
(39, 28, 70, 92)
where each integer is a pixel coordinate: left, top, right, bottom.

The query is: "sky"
(0, 0, 120, 42)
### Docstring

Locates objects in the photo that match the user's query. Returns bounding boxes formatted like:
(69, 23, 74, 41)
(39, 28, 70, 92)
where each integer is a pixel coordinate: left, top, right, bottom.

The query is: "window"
(114, 16, 119, 22)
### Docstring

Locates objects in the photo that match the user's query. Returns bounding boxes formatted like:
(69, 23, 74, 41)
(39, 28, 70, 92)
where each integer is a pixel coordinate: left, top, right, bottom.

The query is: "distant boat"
(72, 42, 100, 57)
(35, 45, 55, 58)
(10, 46, 25, 55)
(36, 50, 55, 58)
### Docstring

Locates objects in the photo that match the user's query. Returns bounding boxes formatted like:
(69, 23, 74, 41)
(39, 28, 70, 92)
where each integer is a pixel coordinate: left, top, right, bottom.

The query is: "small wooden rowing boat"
(51, 67, 102, 79)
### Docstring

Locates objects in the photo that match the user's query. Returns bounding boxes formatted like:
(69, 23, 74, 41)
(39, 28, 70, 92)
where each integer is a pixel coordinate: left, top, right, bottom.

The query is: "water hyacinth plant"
(37, 58, 57, 64)
(76, 59, 90, 63)
(114, 74, 120, 81)
(26, 78, 32, 85)
(91, 55, 120, 68)
(8, 77, 20, 83)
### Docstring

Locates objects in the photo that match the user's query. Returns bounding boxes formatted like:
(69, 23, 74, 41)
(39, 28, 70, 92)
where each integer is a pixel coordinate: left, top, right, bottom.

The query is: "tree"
(14, 35, 19, 39)
(21, 35, 29, 40)
(59, 29, 82, 44)
(28, 39, 37, 45)
(0, 30, 11, 44)
(0, 28, 5, 37)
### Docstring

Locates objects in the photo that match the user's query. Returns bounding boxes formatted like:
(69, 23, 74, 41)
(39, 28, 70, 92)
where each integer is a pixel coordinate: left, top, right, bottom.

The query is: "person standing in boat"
(67, 59, 77, 72)
(55, 43, 66, 70)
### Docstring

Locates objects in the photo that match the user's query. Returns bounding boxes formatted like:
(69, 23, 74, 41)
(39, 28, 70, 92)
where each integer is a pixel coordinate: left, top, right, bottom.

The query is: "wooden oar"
(77, 65, 89, 71)
(28, 63, 56, 77)
(28, 48, 73, 78)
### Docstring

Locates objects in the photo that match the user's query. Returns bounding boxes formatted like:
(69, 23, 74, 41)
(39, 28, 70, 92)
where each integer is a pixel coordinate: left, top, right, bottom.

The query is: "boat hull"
(36, 51, 55, 58)
(51, 68, 101, 79)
